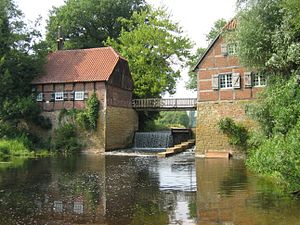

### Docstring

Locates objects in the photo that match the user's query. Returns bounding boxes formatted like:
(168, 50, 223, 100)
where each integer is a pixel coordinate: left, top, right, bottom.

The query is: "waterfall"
(133, 131, 173, 151)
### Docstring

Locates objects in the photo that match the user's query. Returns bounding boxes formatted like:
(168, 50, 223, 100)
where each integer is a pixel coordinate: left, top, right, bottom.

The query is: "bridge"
(132, 98, 197, 111)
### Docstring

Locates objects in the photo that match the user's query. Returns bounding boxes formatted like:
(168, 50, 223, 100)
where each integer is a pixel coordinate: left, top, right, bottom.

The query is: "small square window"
(253, 74, 266, 87)
(74, 91, 85, 100)
(227, 43, 237, 55)
(74, 201, 84, 214)
(219, 74, 232, 89)
(36, 93, 43, 102)
(53, 201, 63, 213)
(55, 92, 64, 101)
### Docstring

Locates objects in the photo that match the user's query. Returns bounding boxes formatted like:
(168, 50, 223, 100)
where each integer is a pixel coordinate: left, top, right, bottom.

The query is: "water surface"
(0, 151, 299, 225)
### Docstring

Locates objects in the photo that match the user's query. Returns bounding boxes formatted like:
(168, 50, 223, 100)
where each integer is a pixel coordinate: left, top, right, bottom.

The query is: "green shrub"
(218, 117, 249, 150)
(247, 120, 300, 192)
(34, 115, 52, 130)
(0, 121, 16, 138)
(77, 93, 99, 130)
(52, 123, 81, 154)
(0, 139, 34, 160)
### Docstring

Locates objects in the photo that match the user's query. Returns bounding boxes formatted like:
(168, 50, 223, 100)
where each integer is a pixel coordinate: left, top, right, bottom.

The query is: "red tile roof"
(222, 18, 237, 31)
(32, 47, 126, 84)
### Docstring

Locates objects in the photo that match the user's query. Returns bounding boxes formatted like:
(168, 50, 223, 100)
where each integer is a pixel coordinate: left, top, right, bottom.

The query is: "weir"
(133, 131, 173, 151)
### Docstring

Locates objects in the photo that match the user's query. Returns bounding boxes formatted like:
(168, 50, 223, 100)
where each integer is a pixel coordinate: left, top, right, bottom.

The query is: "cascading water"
(133, 131, 173, 151)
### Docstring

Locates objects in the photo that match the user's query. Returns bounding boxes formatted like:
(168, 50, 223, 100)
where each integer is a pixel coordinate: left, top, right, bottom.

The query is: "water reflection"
(196, 159, 300, 225)
(0, 152, 197, 225)
(0, 153, 300, 224)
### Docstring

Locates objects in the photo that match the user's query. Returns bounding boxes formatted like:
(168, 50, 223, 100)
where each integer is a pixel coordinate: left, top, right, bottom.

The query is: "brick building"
(32, 47, 138, 151)
(193, 19, 265, 157)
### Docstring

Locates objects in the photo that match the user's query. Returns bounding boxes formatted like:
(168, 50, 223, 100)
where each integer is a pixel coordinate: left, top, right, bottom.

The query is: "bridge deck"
(132, 98, 197, 111)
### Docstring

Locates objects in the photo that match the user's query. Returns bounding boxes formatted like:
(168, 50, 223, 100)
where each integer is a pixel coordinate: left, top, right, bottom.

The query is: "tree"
(156, 111, 190, 128)
(235, 0, 300, 74)
(45, 0, 146, 50)
(106, 7, 192, 98)
(0, 0, 46, 136)
(206, 18, 227, 43)
(235, 0, 300, 191)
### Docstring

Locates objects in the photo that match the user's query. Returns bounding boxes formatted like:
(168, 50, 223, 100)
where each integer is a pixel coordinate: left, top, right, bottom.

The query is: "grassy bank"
(0, 138, 50, 161)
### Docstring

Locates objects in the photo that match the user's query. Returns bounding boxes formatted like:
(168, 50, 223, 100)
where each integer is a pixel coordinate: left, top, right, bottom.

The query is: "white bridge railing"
(132, 98, 197, 111)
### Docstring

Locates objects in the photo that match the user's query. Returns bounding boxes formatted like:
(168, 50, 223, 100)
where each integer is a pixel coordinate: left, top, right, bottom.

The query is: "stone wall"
(105, 106, 138, 150)
(196, 100, 257, 157)
(39, 110, 106, 153)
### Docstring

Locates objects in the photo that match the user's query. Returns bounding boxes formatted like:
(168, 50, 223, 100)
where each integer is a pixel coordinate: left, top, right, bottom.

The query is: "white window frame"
(253, 74, 266, 87)
(55, 92, 64, 101)
(74, 91, 85, 100)
(227, 43, 237, 55)
(36, 93, 43, 102)
(219, 73, 233, 89)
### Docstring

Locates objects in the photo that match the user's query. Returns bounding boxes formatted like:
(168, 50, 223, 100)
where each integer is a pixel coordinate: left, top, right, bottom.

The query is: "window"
(253, 74, 266, 87)
(53, 201, 63, 213)
(55, 92, 64, 101)
(219, 74, 232, 89)
(36, 93, 43, 102)
(74, 91, 84, 100)
(227, 43, 237, 55)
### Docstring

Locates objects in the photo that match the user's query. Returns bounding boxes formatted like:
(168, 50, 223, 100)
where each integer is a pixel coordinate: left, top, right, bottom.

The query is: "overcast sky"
(16, 0, 236, 98)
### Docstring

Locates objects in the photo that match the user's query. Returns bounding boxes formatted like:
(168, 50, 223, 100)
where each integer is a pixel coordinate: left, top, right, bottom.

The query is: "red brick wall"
(195, 35, 262, 157)
(106, 84, 132, 108)
(196, 36, 263, 102)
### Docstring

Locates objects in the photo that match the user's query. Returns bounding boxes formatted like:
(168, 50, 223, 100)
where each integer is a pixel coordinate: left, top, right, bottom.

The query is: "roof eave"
(192, 34, 221, 72)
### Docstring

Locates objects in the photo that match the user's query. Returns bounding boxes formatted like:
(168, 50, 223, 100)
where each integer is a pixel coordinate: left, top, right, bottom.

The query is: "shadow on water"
(196, 158, 300, 225)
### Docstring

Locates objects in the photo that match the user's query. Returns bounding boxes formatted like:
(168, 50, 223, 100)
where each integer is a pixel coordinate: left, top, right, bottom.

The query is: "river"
(0, 150, 299, 225)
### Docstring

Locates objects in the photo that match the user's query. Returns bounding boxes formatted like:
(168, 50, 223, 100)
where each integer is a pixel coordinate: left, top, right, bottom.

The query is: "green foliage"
(248, 76, 300, 137)
(143, 111, 190, 131)
(156, 111, 190, 128)
(218, 117, 249, 150)
(206, 18, 227, 43)
(236, 0, 300, 191)
(52, 123, 81, 154)
(52, 94, 100, 153)
(0, 0, 49, 153)
(247, 122, 300, 192)
(0, 138, 34, 161)
(245, 76, 300, 191)
(130, 202, 169, 225)
(46, 0, 146, 50)
(236, 0, 300, 74)
(76, 93, 100, 130)
(106, 7, 192, 98)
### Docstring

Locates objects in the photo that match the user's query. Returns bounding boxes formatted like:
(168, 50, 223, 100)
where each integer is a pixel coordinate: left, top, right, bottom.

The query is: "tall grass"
(0, 139, 34, 160)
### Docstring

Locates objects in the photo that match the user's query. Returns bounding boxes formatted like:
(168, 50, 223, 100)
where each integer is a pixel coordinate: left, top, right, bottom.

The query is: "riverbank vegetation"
(0, 0, 52, 161)
(52, 93, 100, 154)
(234, 0, 300, 192)
(144, 111, 190, 131)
